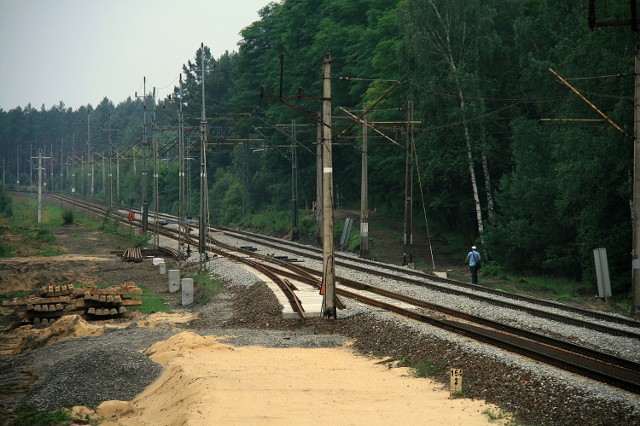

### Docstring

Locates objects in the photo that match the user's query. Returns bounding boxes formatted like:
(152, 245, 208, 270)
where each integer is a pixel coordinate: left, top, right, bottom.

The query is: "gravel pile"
(1, 326, 176, 422)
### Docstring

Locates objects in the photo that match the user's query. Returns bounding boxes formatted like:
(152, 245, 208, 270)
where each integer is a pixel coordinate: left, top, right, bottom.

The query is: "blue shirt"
(467, 250, 480, 266)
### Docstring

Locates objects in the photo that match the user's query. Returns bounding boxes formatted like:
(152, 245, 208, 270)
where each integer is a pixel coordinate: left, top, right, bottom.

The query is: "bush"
(0, 186, 12, 218)
(35, 228, 55, 243)
(62, 209, 75, 225)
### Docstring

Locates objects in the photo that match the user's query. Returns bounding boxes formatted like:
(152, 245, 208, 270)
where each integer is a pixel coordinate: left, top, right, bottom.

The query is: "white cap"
(471, 246, 476, 250)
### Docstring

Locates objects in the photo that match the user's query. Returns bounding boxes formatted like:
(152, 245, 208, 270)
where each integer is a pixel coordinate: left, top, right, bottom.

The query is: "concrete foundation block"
(168, 269, 180, 293)
(181, 277, 194, 305)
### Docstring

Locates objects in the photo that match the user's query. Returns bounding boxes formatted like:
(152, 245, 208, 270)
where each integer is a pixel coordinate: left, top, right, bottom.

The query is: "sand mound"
(94, 331, 503, 425)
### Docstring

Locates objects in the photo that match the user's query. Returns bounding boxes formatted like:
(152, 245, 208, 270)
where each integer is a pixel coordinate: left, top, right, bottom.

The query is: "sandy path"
(96, 331, 504, 425)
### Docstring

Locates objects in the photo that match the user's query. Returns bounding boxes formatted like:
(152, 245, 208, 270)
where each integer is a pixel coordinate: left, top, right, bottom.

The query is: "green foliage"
(0, 185, 13, 217)
(239, 209, 292, 236)
(129, 233, 151, 248)
(480, 261, 508, 280)
(12, 404, 74, 426)
(412, 358, 443, 378)
(193, 272, 223, 305)
(35, 228, 55, 243)
(482, 407, 508, 422)
(62, 209, 75, 225)
(0, 244, 14, 257)
(131, 285, 171, 314)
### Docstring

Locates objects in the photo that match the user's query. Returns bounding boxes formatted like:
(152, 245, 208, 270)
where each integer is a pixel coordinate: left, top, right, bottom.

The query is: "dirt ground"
(0, 221, 507, 425)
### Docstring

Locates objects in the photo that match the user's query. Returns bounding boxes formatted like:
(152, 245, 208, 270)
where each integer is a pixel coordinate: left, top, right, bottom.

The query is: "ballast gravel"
(2, 245, 639, 426)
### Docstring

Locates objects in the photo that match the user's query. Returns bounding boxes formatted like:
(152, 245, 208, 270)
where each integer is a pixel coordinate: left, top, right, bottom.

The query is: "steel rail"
(217, 227, 640, 335)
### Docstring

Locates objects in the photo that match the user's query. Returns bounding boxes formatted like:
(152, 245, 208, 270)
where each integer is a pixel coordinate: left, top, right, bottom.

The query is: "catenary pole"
(316, 112, 323, 246)
(178, 74, 186, 264)
(403, 101, 414, 267)
(291, 120, 299, 241)
(360, 113, 369, 258)
(322, 54, 336, 318)
(633, 44, 640, 315)
(199, 43, 210, 268)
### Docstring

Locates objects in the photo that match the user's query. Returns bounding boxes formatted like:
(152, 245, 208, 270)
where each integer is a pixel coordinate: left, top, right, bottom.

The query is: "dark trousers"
(470, 266, 478, 284)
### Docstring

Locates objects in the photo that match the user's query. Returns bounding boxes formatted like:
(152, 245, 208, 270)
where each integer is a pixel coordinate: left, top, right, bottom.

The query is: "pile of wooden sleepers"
(2, 282, 143, 326)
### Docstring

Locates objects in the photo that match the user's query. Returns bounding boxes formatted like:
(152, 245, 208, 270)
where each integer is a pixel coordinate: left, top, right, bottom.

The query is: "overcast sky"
(0, 0, 274, 111)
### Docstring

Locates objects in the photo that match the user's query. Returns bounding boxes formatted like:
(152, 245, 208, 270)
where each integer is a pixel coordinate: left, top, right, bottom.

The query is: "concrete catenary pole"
(178, 74, 186, 263)
(360, 113, 369, 258)
(33, 149, 50, 223)
(633, 43, 640, 315)
(152, 87, 160, 248)
(403, 101, 414, 267)
(321, 54, 336, 318)
(140, 77, 149, 234)
(316, 112, 323, 246)
(291, 119, 299, 241)
(37, 150, 43, 223)
(199, 42, 210, 266)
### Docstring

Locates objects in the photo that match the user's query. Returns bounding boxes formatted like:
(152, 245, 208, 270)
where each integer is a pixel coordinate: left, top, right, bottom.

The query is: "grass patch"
(397, 357, 444, 379)
(193, 272, 223, 305)
(128, 285, 170, 314)
(412, 358, 444, 378)
(0, 290, 31, 302)
(12, 404, 74, 426)
(239, 209, 291, 236)
(35, 228, 56, 243)
(37, 245, 66, 256)
(0, 244, 14, 257)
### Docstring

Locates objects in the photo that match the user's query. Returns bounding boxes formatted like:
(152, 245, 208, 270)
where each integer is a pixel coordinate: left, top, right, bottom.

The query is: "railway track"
(46, 193, 640, 394)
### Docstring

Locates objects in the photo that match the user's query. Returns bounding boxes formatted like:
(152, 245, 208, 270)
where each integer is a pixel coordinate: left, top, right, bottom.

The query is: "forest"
(0, 0, 637, 296)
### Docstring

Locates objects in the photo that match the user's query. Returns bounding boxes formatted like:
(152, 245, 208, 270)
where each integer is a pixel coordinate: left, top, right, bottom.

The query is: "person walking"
(465, 245, 481, 284)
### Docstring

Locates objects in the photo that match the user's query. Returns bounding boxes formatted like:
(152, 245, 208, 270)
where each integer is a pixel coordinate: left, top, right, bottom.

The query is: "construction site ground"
(0, 220, 508, 425)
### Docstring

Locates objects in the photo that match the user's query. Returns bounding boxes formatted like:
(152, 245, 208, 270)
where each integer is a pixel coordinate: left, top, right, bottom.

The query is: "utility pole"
(115, 148, 120, 204)
(152, 87, 160, 248)
(360, 113, 369, 258)
(291, 120, 299, 241)
(316, 112, 323, 246)
(634, 44, 640, 315)
(59, 137, 64, 191)
(178, 74, 186, 263)
(321, 53, 336, 319)
(199, 43, 210, 267)
(587, 1, 640, 314)
(87, 112, 94, 202)
(49, 144, 54, 192)
(32, 149, 50, 223)
(403, 101, 415, 267)
(136, 77, 149, 234)
(102, 114, 118, 207)
(16, 145, 20, 185)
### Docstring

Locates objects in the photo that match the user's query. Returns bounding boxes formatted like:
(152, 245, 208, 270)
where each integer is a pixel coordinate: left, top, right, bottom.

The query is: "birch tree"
(401, 0, 499, 236)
